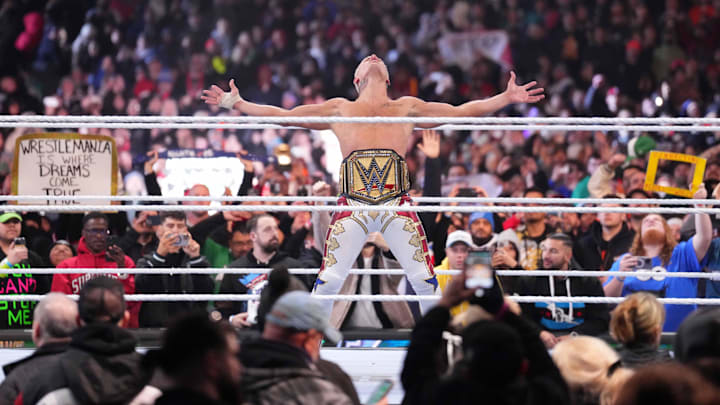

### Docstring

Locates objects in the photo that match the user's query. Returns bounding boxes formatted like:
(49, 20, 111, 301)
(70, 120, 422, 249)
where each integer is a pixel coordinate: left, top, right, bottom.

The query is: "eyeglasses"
(84, 229, 110, 235)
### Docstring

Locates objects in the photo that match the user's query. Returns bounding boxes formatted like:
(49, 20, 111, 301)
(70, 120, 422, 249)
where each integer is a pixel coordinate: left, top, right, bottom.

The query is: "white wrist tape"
(219, 92, 242, 109)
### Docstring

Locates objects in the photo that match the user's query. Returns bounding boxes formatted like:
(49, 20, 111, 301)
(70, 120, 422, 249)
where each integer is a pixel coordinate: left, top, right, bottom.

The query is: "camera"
(13, 237, 25, 246)
(457, 188, 478, 198)
(633, 256, 653, 270)
(173, 233, 190, 247)
(465, 249, 494, 289)
(146, 215, 162, 227)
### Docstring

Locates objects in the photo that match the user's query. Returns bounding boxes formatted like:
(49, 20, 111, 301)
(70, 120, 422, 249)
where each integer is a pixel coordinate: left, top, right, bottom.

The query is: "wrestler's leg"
(380, 199, 439, 314)
(312, 208, 368, 317)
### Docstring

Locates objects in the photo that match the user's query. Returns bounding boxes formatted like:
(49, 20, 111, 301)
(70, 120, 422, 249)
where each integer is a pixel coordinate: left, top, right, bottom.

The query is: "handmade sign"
(12, 133, 117, 205)
(643, 151, 706, 198)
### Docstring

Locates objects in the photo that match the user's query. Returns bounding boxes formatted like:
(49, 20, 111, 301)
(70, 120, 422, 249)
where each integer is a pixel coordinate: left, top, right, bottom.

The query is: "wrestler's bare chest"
(331, 99, 415, 158)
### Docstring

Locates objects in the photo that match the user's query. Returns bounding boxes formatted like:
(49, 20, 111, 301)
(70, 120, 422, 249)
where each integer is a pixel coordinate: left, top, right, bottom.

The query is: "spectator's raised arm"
(693, 183, 712, 262)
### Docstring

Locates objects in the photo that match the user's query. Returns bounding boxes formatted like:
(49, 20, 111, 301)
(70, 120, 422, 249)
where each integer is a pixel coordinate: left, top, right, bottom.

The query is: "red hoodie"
(52, 237, 139, 328)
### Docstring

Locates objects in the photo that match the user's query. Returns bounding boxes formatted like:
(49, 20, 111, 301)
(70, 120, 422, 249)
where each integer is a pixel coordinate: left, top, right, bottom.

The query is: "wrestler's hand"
(201, 79, 244, 109)
(417, 130, 440, 159)
(505, 71, 544, 104)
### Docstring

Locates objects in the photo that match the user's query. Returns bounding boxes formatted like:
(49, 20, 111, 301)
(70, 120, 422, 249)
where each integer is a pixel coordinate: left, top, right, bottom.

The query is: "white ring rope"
(3, 115, 720, 124)
(3, 122, 719, 132)
(0, 195, 715, 206)
(0, 294, 717, 305)
(1, 204, 717, 214)
(17, 268, 720, 280)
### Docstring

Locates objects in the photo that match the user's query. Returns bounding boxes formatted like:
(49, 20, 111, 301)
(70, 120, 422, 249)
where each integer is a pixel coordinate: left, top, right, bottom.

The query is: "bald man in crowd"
(0, 293, 78, 404)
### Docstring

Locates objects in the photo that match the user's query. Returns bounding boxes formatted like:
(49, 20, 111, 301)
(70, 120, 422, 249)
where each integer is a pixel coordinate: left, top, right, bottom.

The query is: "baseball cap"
(0, 212, 22, 223)
(266, 291, 342, 343)
(446, 230, 474, 249)
(627, 135, 656, 160)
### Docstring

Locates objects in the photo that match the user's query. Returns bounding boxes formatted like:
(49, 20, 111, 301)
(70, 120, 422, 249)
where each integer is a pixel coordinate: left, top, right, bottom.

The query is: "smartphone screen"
(366, 379, 394, 405)
(465, 250, 494, 289)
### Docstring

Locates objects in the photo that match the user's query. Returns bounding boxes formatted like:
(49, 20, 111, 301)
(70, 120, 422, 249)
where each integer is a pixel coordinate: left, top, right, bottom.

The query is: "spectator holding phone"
(52, 212, 139, 328)
(603, 185, 713, 331)
(135, 211, 214, 327)
(401, 266, 569, 405)
(118, 210, 160, 263)
(0, 211, 52, 329)
(0, 212, 46, 270)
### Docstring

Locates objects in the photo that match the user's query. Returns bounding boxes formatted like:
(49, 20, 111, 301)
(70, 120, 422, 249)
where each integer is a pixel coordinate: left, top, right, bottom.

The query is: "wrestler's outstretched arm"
(201, 79, 347, 130)
(403, 71, 544, 128)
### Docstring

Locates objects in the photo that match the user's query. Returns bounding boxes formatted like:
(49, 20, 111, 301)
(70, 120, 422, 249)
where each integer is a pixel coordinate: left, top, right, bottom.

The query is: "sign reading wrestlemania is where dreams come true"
(12, 133, 118, 205)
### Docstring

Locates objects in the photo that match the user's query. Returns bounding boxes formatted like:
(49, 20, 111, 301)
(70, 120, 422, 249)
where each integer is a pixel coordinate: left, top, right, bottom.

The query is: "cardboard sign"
(643, 151, 706, 198)
(12, 133, 117, 205)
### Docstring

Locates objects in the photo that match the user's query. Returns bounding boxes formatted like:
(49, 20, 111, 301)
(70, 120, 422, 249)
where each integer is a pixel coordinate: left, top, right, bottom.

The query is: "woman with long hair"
(603, 186, 713, 331)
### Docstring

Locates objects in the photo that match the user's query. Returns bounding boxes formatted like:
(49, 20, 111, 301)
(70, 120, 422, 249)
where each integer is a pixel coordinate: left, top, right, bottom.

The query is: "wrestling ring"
(0, 114, 719, 402)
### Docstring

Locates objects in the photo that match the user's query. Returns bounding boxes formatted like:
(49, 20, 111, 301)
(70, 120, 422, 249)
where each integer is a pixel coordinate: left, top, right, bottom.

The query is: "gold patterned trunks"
(339, 149, 410, 204)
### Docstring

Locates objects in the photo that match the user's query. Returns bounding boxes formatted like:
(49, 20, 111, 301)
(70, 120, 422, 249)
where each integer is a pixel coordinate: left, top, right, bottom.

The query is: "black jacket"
(135, 251, 214, 327)
(573, 222, 634, 271)
(239, 338, 353, 405)
(155, 389, 231, 405)
(514, 265, 609, 336)
(0, 247, 51, 329)
(0, 341, 69, 404)
(118, 227, 158, 263)
(616, 343, 673, 368)
(218, 250, 307, 317)
(401, 306, 569, 405)
(21, 323, 150, 405)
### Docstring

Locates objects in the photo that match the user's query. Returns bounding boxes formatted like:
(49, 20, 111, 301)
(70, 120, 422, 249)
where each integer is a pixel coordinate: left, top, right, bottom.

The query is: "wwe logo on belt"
(356, 157, 393, 194)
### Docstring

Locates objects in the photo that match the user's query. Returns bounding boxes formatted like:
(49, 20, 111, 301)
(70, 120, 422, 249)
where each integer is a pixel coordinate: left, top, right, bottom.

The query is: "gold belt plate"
(341, 150, 408, 204)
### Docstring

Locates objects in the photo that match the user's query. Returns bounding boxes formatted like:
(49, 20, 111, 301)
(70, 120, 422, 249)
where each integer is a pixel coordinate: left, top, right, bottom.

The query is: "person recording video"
(135, 211, 214, 327)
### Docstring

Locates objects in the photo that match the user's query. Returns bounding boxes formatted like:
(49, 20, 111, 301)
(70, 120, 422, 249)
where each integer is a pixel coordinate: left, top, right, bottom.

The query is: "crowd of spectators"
(1, 0, 720, 403)
(0, 0, 720, 196)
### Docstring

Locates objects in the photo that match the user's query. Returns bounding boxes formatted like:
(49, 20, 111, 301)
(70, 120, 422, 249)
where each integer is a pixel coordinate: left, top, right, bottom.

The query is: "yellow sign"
(643, 151, 706, 198)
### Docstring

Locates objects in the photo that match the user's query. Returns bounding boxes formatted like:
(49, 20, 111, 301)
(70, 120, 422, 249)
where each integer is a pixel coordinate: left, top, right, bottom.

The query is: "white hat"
(446, 230, 474, 249)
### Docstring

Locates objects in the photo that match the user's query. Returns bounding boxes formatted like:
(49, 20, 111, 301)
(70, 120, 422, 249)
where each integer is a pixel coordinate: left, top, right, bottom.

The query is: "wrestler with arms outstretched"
(202, 54, 544, 316)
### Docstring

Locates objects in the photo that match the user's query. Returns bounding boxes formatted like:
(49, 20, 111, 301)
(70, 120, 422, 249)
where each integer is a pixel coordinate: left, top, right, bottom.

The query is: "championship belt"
(339, 149, 410, 204)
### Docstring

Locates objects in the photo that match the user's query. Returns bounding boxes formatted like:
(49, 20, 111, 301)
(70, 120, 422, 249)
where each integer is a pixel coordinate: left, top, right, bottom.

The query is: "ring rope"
(1, 195, 716, 206)
(3, 115, 720, 124)
(3, 122, 719, 132)
(0, 294, 716, 305)
(17, 268, 720, 280)
(0, 204, 716, 214)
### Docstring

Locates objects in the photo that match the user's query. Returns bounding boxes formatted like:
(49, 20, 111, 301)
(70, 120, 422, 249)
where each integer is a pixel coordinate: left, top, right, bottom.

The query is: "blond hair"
(610, 292, 665, 345)
(600, 368, 634, 405)
(552, 336, 623, 399)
